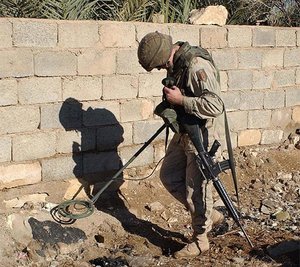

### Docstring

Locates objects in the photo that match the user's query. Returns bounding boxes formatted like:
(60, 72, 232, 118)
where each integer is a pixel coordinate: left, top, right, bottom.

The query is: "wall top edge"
(0, 17, 300, 30)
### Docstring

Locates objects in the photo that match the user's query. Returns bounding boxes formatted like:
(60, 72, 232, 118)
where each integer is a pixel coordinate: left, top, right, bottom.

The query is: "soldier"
(137, 31, 225, 258)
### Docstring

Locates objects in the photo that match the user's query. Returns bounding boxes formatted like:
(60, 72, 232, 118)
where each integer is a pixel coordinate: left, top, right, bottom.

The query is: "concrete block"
(83, 151, 121, 174)
(264, 90, 285, 109)
(238, 49, 263, 69)
(228, 70, 252, 90)
(284, 48, 300, 67)
(57, 128, 96, 154)
(170, 24, 200, 46)
(99, 22, 135, 48)
(0, 49, 33, 78)
(297, 29, 300, 46)
(220, 91, 240, 111)
(253, 27, 275, 47)
(78, 49, 116, 75)
(211, 49, 238, 70)
(41, 104, 61, 130)
(13, 132, 56, 161)
(0, 20, 12, 47)
(63, 76, 102, 101)
(248, 110, 271, 129)
(135, 23, 169, 42)
(35, 51, 77, 76)
(120, 122, 133, 147)
(0, 162, 41, 189)
(138, 72, 166, 97)
(276, 29, 296, 47)
(58, 21, 99, 48)
(219, 71, 228, 92)
(82, 101, 120, 127)
(97, 124, 124, 151)
(271, 109, 292, 128)
(261, 130, 283, 145)
(253, 70, 274, 89)
(274, 69, 295, 88)
(117, 49, 144, 74)
(102, 75, 138, 100)
(0, 79, 17, 106)
(0, 136, 11, 162)
(119, 144, 154, 168)
(286, 87, 300, 107)
(42, 155, 82, 181)
(133, 120, 164, 144)
(240, 91, 264, 110)
(238, 129, 261, 146)
(296, 68, 300, 84)
(13, 20, 57, 47)
(292, 106, 300, 123)
(227, 111, 248, 131)
(200, 26, 227, 48)
(18, 77, 61, 104)
(0, 106, 39, 134)
(227, 26, 252, 47)
(120, 99, 153, 123)
(262, 49, 284, 68)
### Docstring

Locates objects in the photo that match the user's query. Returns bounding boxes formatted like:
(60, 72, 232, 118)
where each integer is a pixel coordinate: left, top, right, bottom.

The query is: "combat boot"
(174, 234, 209, 259)
(211, 209, 224, 226)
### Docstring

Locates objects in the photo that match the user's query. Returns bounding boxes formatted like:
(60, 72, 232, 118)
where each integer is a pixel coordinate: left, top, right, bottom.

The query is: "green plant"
(0, 0, 43, 17)
(41, 0, 98, 20)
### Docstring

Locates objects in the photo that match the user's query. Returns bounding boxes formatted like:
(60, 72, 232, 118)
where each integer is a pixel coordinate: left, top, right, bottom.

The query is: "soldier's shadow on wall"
(59, 98, 185, 255)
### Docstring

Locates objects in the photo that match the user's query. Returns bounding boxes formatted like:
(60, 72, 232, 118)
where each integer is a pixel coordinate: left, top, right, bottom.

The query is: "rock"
(3, 193, 48, 209)
(288, 133, 300, 145)
(7, 214, 33, 246)
(145, 201, 164, 212)
(272, 183, 283, 193)
(273, 210, 290, 221)
(260, 205, 272, 215)
(232, 257, 245, 264)
(261, 199, 277, 209)
(189, 5, 228, 26)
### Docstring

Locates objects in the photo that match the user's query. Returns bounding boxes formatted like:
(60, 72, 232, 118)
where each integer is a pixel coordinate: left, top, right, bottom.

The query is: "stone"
(7, 214, 33, 246)
(0, 162, 41, 189)
(189, 5, 228, 26)
(145, 201, 164, 212)
(3, 193, 48, 209)
(273, 210, 290, 221)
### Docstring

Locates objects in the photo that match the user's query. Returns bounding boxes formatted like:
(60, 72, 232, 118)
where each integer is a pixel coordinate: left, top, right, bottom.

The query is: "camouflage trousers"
(160, 133, 214, 235)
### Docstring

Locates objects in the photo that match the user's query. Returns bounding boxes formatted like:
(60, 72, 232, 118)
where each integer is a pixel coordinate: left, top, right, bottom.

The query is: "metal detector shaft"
(90, 124, 166, 204)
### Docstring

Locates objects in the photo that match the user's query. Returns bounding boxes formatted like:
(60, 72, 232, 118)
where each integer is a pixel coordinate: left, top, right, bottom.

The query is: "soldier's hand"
(163, 86, 183, 106)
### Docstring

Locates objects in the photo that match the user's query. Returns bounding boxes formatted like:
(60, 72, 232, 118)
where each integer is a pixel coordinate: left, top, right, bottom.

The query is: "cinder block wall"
(0, 18, 299, 190)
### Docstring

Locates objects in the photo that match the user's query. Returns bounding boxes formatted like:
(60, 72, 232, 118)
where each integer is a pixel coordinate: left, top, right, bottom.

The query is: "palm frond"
(41, 0, 98, 20)
(115, 0, 156, 21)
(0, 0, 43, 17)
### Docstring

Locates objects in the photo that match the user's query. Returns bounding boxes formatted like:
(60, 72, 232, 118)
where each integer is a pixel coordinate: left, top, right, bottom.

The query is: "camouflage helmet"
(137, 31, 173, 72)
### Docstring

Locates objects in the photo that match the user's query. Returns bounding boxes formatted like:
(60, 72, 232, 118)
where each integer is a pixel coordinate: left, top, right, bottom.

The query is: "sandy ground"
(0, 143, 299, 267)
